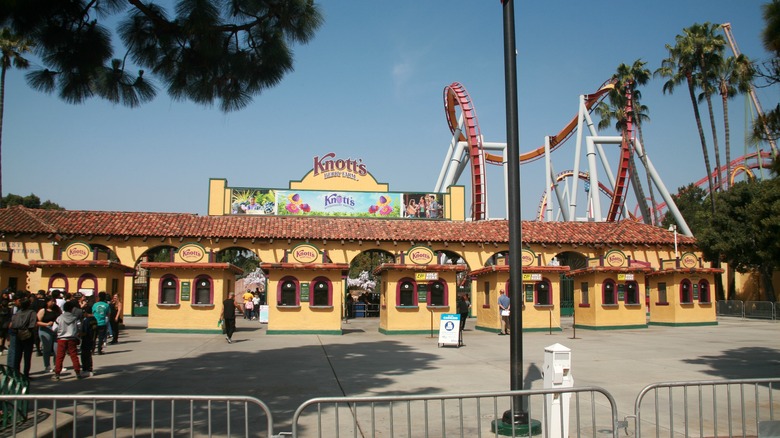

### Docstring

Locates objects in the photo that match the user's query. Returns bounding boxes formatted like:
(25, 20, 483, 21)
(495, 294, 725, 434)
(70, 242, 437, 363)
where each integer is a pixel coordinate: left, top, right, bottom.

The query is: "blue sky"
(4, 1, 778, 220)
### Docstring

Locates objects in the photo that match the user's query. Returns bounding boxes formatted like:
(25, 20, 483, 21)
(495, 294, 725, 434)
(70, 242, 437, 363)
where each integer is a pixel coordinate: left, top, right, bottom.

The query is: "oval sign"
(680, 252, 698, 269)
(605, 250, 627, 268)
(408, 246, 434, 265)
(292, 244, 319, 263)
(179, 244, 205, 263)
(521, 249, 535, 267)
(65, 243, 91, 261)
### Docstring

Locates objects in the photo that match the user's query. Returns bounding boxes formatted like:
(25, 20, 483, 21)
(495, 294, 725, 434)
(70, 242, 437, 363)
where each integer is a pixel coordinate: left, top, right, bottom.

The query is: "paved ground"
(26, 315, 780, 432)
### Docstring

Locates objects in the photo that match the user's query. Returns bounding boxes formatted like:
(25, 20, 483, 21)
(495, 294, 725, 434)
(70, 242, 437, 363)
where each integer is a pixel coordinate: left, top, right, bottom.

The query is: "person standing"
(10, 295, 37, 378)
(457, 294, 471, 333)
(109, 294, 121, 344)
(0, 290, 12, 356)
(242, 290, 253, 319)
(92, 292, 110, 354)
(221, 292, 241, 343)
(36, 296, 61, 373)
(498, 289, 510, 335)
(79, 306, 98, 378)
(52, 300, 82, 380)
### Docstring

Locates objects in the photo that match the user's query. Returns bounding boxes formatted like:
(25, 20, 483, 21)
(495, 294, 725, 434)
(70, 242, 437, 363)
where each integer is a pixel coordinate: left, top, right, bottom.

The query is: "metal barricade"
(717, 300, 745, 318)
(630, 378, 780, 438)
(0, 394, 274, 437)
(745, 301, 776, 320)
(290, 386, 620, 438)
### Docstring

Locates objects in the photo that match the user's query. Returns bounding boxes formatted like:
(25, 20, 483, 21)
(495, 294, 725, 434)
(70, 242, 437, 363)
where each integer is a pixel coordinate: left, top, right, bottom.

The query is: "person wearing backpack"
(10, 294, 37, 378)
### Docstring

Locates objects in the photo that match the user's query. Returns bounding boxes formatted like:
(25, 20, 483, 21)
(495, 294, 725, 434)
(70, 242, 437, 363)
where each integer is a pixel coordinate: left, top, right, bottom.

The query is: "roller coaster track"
(642, 151, 774, 218)
(483, 78, 616, 165)
(536, 171, 615, 221)
(444, 82, 488, 220)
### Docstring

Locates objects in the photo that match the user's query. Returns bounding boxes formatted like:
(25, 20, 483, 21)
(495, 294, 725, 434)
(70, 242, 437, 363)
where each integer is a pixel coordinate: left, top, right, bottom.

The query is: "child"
(79, 306, 98, 378)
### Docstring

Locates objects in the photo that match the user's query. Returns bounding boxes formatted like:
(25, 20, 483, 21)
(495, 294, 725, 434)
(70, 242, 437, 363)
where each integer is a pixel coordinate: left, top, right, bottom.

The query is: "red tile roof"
(0, 206, 695, 246)
(28, 259, 135, 273)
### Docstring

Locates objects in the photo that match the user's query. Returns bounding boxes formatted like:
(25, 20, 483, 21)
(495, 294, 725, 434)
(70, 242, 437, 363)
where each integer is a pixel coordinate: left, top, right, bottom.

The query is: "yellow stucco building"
(0, 155, 725, 334)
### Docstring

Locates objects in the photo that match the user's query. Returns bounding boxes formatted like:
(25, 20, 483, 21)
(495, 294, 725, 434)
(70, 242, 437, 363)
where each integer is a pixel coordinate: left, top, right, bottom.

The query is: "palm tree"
(711, 54, 754, 190)
(0, 28, 32, 207)
(597, 60, 658, 224)
(691, 23, 727, 191)
(657, 24, 729, 301)
(656, 23, 717, 216)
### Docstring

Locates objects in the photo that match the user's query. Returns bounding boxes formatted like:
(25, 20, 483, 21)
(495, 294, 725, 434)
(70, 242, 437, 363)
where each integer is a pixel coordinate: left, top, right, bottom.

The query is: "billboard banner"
(230, 188, 443, 219)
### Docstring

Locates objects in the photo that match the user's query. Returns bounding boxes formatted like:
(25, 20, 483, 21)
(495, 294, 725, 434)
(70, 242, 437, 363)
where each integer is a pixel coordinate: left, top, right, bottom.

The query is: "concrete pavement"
(28, 315, 780, 431)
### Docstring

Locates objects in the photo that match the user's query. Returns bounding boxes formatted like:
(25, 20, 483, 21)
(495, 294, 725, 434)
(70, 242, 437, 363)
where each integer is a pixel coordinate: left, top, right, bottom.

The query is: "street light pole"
(502, 0, 526, 425)
(668, 224, 678, 259)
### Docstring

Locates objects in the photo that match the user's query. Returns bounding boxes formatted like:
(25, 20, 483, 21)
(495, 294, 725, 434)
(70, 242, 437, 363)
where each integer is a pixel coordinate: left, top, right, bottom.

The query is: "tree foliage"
(1, 192, 63, 209)
(218, 248, 259, 276)
(1, 0, 323, 112)
(693, 158, 780, 301)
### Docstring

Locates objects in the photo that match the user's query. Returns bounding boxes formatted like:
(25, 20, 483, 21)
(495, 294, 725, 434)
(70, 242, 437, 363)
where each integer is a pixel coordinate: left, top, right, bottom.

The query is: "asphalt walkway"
(28, 315, 780, 431)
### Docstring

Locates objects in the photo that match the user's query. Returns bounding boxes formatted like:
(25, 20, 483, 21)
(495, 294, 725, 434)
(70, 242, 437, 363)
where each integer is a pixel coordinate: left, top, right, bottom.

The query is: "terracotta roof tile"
(0, 206, 695, 247)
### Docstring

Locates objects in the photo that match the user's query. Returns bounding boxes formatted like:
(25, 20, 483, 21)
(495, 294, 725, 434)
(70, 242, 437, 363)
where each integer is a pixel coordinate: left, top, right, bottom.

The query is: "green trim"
(573, 324, 647, 331)
(146, 328, 222, 334)
(266, 330, 343, 335)
(475, 325, 560, 333)
(648, 321, 718, 327)
(378, 328, 438, 335)
(475, 325, 501, 333)
(523, 327, 562, 333)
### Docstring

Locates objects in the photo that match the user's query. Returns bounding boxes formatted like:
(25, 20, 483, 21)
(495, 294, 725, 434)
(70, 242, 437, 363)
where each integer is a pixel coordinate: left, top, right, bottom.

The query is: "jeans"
(96, 325, 108, 352)
(39, 327, 57, 369)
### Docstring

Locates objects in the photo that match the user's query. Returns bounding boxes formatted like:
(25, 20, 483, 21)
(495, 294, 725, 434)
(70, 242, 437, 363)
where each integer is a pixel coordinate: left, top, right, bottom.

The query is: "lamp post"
(668, 224, 678, 259)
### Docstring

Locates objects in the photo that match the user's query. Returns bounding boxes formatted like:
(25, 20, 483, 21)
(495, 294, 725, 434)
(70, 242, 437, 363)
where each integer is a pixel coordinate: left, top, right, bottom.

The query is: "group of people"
(241, 289, 265, 320)
(404, 194, 441, 219)
(0, 289, 122, 380)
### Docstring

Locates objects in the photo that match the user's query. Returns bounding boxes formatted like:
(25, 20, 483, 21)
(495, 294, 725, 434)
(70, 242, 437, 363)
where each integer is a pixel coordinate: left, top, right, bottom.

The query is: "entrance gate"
(560, 274, 574, 316)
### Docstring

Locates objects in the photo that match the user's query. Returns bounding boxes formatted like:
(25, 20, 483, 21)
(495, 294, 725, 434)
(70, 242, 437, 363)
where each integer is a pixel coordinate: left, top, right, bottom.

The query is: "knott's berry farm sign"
(312, 152, 368, 181)
(292, 244, 320, 264)
(179, 244, 205, 263)
(65, 242, 91, 261)
(408, 246, 434, 265)
(605, 250, 627, 268)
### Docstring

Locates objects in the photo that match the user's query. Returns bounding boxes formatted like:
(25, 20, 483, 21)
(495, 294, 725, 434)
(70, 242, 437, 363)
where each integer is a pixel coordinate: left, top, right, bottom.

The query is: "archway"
(552, 251, 587, 316)
(347, 249, 395, 319)
(131, 245, 177, 316)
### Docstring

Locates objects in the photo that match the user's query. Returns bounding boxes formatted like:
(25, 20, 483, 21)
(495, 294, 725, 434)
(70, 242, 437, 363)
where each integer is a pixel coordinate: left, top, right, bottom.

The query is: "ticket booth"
(374, 246, 468, 335)
(141, 261, 243, 333)
(141, 243, 244, 333)
(0, 250, 35, 291)
(470, 265, 569, 333)
(568, 251, 652, 330)
(646, 253, 720, 326)
(261, 243, 349, 335)
(28, 242, 134, 300)
(262, 262, 349, 335)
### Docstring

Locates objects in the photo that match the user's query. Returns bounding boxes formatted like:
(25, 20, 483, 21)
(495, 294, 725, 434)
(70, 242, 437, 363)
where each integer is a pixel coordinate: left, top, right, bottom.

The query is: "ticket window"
(279, 279, 298, 306)
(603, 280, 617, 305)
(680, 279, 693, 304)
(535, 280, 551, 305)
(429, 281, 445, 306)
(398, 279, 416, 306)
(625, 281, 640, 305)
(698, 280, 711, 303)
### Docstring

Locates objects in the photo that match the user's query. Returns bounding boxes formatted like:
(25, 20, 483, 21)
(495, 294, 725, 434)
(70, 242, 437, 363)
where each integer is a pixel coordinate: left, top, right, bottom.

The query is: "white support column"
(586, 137, 603, 221)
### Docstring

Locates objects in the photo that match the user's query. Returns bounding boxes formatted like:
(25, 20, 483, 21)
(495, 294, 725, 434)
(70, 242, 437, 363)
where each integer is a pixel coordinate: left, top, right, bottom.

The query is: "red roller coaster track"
(444, 80, 616, 221)
(444, 82, 488, 221)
